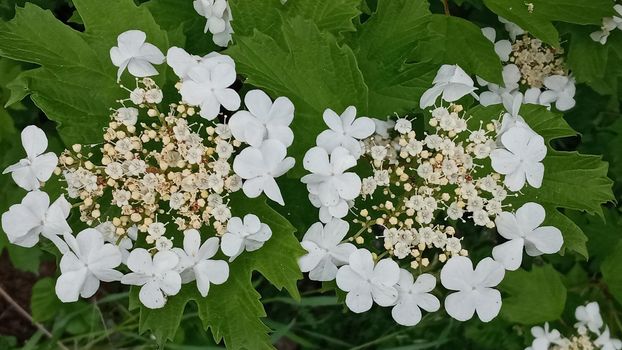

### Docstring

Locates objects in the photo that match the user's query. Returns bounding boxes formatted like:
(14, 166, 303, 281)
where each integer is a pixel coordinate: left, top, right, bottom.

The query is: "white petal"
(127, 59, 158, 78)
(336, 265, 362, 292)
(490, 149, 519, 175)
(473, 257, 505, 287)
(371, 284, 399, 306)
(126, 248, 153, 274)
(419, 84, 445, 109)
(322, 219, 349, 247)
(348, 249, 374, 277)
(138, 43, 165, 64)
(474, 288, 502, 322)
(153, 251, 179, 272)
(492, 238, 524, 271)
(166, 46, 197, 79)
(233, 147, 266, 179)
(392, 298, 423, 326)
(80, 273, 100, 298)
(495, 212, 523, 240)
(303, 147, 331, 175)
(516, 202, 546, 230)
(504, 167, 527, 192)
(197, 236, 220, 260)
(445, 290, 477, 321)
(322, 108, 344, 132)
(345, 285, 373, 313)
(221, 232, 244, 259)
(159, 270, 182, 296)
(214, 88, 241, 111)
(21, 125, 47, 158)
(440, 256, 473, 291)
(348, 117, 375, 139)
(183, 229, 202, 257)
(495, 40, 512, 61)
(245, 89, 272, 119)
(56, 268, 87, 302)
(413, 273, 437, 294)
(139, 281, 167, 309)
(308, 255, 339, 282)
(268, 96, 295, 126)
(329, 244, 356, 266)
(371, 258, 400, 286)
(526, 226, 563, 255)
(330, 147, 357, 174)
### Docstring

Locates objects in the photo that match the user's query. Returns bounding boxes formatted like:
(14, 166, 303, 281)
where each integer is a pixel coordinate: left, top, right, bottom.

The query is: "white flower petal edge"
(420, 65, 477, 109)
(109, 30, 165, 82)
(3, 125, 58, 191)
(391, 270, 440, 326)
(336, 248, 399, 313)
(220, 214, 272, 262)
(441, 256, 505, 322)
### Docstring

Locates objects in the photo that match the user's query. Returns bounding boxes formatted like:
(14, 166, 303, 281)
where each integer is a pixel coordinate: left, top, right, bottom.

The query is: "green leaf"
(130, 197, 304, 348)
(285, 0, 361, 34)
(30, 277, 62, 322)
(601, 241, 622, 305)
(499, 264, 567, 324)
(483, 0, 614, 46)
(0, 0, 172, 145)
(226, 17, 368, 176)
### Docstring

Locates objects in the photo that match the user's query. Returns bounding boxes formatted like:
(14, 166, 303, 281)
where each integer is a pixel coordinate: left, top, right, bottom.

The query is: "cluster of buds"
(57, 78, 242, 252)
(510, 34, 566, 88)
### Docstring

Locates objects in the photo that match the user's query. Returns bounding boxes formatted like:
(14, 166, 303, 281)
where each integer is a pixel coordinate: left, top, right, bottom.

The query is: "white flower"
(539, 75, 576, 111)
(121, 249, 182, 309)
(478, 64, 521, 106)
(55, 229, 122, 302)
(574, 301, 603, 334)
(298, 219, 356, 282)
(492, 202, 563, 271)
(301, 146, 361, 218)
(490, 126, 546, 191)
(180, 62, 241, 120)
(193, 0, 233, 47)
(497, 92, 532, 137)
(221, 214, 272, 261)
(232, 139, 295, 205)
(166, 47, 235, 80)
(391, 270, 440, 326)
(173, 229, 229, 297)
(590, 5, 622, 45)
(481, 27, 512, 61)
(335, 249, 399, 313)
(316, 106, 375, 158)
(109, 30, 165, 82)
(440, 256, 505, 322)
(1, 192, 71, 252)
(116, 107, 139, 126)
(420, 65, 477, 109)
(529, 322, 564, 350)
(524, 87, 542, 104)
(3, 125, 58, 191)
(499, 16, 525, 41)
(229, 89, 295, 148)
(595, 327, 622, 350)
(394, 118, 412, 134)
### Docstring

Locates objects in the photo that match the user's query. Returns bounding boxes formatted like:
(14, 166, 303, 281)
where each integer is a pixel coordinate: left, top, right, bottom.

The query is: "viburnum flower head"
(233, 139, 295, 205)
(109, 30, 165, 82)
(3, 125, 58, 191)
(55, 229, 123, 302)
(221, 214, 272, 261)
(173, 229, 229, 297)
(298, 219, 356, 282)
(1, 191, 71, 253)
(527, 322, 564, 350)
(574, 301, 604, 334)
(391, 270, 440, 326)
(229, 89, 295, 148)
(420, 64, 477, 109)
(121, 249, 182, 309)
(166, 47, 234, 81)
(538, 75, 576, 111)
(492, 202, 563, 271)
(440, 256, 505, 322)
(316, 106, 375, 158)
(490, 125, 546, 191)
(336, 249, 400, 313)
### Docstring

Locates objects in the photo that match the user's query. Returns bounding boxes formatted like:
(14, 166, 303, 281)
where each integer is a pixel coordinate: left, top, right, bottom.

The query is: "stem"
(0, 285, 71, 350)
(442, 0, 450, 15)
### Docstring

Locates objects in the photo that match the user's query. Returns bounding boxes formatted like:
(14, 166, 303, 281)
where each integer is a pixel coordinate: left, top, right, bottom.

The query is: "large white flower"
(1, 192, 71, 252)
(193, 0, 233, 47)
(420, 65, 477, 109)
(301, 146, 361, 217)
(229, 90, 295, 148)
(315, 106, 375, 158)
(481, 27, 512, 62)
(490, 126, 546, 191)
(440, 256, 505, 322)
(109, 30, 165, 82)
(173, 229, 229, 296)
(335, 249, 399, 313)
(3, 125, 58, 191)
(574, 301, 603, 334)
(121, 249, 182, 309)
(528, 322, 564, 350)
(391, 270, 440, 326)
(179, 62, 241, 120)
(166, 47, 234, 81)
(55, 229, 123, 302)
(478, 64, 521, 106)
(595, 327, 622, 350)
(298, 219, 356, 282)
(492, 202, 563, 271)
(539, 75, 576, 111)
(221, 214, 272, 261)
(232, 139, 295, 205)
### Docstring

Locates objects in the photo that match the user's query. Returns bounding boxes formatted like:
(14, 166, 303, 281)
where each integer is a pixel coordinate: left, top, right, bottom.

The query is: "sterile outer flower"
(391, 270, 440, 326)
(301, 146, 361, 210)
(490, 126, 546, 191)
(492, 202, 563, 271)
(481, 27, 512, 61)
(166, 47, 235, 80)
(229, 89, 295, 148)
(420, 65, 477, 109)
(499, 16, 525, 41)
(539, 75, 576, 111)
(574, 302, 604, 334)
(109, 30, 165, 82)
(193, 0, 233, 47)
(595, 327, 622, 350)
(121, 249, 182, 309)
(298, 219, 356, 282)
(336, 249, 400, 313)
(232, 139, 295, 205)
(3, 125, 58, 191)
(55, 229, 123, 302)
(316, 106, 375, 158)
(1, 192, 71, 252)
(180, 62, 241, 120)
(529, 322, 564, 350)
(173, 229, 229, 297)
(221, 214, 272, 261)
(478, 64, 521, 106)
(440, 256, 505, 322)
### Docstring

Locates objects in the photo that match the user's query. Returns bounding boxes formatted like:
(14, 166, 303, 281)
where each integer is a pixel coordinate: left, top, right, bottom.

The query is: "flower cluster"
(298, 64, 564, 326)
(591, 4, 622, 45)
(526, 302, 621, 350)
(1, 29, 296, 310)
(193, 0, 233, 47)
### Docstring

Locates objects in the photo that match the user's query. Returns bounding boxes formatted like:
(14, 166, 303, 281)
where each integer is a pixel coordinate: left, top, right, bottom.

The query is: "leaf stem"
(442, 0, 451, 15)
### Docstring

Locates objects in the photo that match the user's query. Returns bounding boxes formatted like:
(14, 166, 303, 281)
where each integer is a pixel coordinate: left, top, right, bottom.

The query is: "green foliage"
(601, 241, 622, 305)
(499, 264, 567, 324)
(30, 278, 62, 322)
